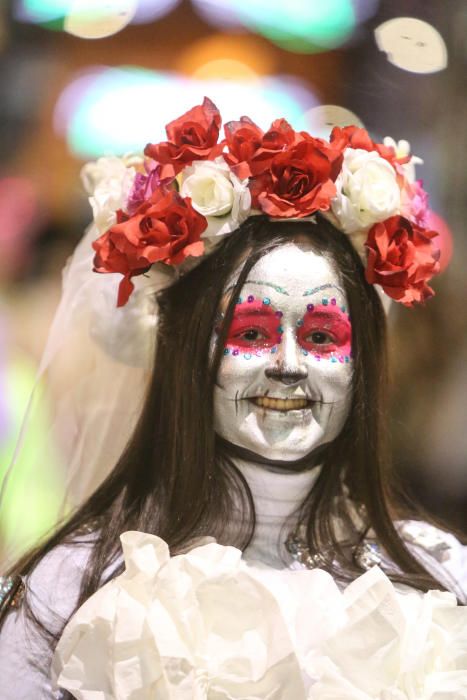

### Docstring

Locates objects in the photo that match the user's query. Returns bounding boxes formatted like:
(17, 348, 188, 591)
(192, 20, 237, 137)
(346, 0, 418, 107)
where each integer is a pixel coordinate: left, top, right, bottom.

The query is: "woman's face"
(213, 240, 353, 463)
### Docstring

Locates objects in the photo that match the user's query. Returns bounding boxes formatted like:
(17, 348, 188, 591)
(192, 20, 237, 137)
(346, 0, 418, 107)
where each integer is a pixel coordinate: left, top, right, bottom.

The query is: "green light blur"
(234, 0, 356, 53)
(17, 0, 70, 23)
(58, 67, 317, 159)
(1, 356, 64, 560)
(66, 67, 171, 157)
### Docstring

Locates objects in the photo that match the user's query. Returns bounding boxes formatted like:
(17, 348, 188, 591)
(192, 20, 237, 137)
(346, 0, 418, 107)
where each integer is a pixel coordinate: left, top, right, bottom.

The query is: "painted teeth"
(252, 397, 309, 410)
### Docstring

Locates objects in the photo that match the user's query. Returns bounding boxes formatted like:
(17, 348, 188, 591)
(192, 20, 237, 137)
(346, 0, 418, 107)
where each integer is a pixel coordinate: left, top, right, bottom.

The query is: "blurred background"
(0, 0, 466, 560)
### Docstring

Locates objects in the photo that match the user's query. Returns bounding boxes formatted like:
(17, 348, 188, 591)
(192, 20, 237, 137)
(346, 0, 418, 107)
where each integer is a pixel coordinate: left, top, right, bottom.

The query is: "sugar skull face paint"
(213, 241, 353, 462)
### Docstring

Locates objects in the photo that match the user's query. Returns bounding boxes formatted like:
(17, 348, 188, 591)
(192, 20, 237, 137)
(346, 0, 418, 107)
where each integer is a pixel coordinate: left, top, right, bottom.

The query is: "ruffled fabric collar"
(53, 531, 467, 699)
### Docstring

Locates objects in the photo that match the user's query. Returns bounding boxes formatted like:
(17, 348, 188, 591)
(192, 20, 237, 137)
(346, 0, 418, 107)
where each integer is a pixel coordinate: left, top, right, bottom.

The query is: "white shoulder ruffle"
(397, 519, 467, 597)
(52, 531, 467, 700)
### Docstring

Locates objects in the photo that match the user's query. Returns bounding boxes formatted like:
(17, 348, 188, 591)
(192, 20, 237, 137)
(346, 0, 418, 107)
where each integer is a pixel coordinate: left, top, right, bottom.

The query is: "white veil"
(0, 221, 168, 563)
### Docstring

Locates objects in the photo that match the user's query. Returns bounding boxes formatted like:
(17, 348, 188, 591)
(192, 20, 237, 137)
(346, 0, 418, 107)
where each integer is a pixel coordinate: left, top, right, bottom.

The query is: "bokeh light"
(14, 0, 70, 23)
(54, 66, 320, 158)
(192, 0, 379, 40)
(176, 34, 276, 81)
(192, 0, 364, 53)
(303, 104, 364, 139)
(132, 0, 180, 24)
(428, 211, 453, 274)
(192, 59, 258, 82)
(64, 0, 136, 39)
(375, 18, 448, 74)
(351, 0, 380, 23)
(190, 0, 245, 31)
(15, 0, 176, 33)
(237, 0, 356, 52)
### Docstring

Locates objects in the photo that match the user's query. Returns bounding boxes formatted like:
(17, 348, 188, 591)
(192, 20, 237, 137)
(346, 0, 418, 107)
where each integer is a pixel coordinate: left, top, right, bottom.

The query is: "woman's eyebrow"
(224, 280, 290, 296)
(234, 305, 276, 317)
(302, 283, 344, 297)
(303, 308, 351, 322)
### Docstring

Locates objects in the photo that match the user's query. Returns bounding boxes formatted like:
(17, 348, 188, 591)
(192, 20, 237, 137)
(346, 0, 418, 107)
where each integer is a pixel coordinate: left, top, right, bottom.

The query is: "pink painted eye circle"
(298, 304, 352, 355)
(225, 299, 280, 350)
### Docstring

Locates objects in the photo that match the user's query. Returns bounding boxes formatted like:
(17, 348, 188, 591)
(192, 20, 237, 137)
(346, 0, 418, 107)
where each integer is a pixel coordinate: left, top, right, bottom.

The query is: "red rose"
(224, 117, 299, 179)
(365, 215, 440, 306)
(93, 190, 207, 307)
(330, 125, 402, 165)
(250, 137, 343, 218)
(144, 98, 224, 178)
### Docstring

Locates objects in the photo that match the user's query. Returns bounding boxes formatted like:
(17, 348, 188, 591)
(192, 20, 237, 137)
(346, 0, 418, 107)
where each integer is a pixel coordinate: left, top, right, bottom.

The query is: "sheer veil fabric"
(0, 223, 165, 563)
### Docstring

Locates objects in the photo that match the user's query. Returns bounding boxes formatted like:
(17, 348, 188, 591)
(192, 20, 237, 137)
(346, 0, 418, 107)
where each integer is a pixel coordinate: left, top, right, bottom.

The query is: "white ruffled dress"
(53, 530, 467, 700)
(51, 462, 467, 700)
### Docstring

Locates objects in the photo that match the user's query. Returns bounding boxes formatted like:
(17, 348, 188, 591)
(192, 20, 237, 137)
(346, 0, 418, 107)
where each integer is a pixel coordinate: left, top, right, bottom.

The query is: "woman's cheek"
(302, 355, 354, 397)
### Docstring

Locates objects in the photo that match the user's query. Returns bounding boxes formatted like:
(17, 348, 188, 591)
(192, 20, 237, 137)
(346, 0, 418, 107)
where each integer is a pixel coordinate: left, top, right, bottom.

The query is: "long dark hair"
(8, 214, 458, 670)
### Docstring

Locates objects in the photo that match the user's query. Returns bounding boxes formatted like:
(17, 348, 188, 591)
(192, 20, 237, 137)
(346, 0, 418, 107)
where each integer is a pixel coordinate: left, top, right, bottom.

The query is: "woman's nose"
(264, 328, 308, 385)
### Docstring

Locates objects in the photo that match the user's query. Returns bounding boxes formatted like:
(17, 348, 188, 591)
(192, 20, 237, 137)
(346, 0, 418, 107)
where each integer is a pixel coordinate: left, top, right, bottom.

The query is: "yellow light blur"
(375, 18, 448, 74)
(176, 33, 275, 79)
(304, 104, 365, 139)
(192, 58, 258, 82)
(64, 0, 137, 39)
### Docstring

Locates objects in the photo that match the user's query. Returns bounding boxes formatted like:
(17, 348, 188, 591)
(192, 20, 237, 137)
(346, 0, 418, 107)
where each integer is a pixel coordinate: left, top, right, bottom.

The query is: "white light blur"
(190, 0, 245, 30)
(304, 105, 364, 139)
(132, 0, 180, 23)
(54, 67, 320, 158)
(64, 0, 137, 38)
(375, 17, 448, 74)
(351, 0, 379, 23)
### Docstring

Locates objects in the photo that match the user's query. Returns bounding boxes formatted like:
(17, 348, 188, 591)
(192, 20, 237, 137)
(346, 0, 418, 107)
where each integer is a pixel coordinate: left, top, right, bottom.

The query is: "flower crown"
(83, 97, 440, 308)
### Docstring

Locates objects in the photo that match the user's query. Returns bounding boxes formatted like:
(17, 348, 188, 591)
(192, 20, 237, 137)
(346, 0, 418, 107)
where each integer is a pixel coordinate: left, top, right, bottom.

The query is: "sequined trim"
(0, 575, 24, 628)
(285, 531, 388, 572)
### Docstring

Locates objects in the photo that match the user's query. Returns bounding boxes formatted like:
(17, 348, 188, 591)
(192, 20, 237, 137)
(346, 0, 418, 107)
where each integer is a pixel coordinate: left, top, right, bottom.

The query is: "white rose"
(81, 155, 142, 234)
(383, 136, 423, 184)
(331, 148, 400, 234)
(179, 157, 251, 244)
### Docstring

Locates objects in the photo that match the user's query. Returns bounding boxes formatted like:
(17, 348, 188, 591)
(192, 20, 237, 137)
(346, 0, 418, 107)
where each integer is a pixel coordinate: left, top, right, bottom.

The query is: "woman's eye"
(238, 329, 264, 342)
(307, 331, 334, 345)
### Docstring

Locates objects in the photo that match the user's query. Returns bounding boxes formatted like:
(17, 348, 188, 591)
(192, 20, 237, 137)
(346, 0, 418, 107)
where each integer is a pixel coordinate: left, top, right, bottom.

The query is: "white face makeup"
(213, 241, 353, 462)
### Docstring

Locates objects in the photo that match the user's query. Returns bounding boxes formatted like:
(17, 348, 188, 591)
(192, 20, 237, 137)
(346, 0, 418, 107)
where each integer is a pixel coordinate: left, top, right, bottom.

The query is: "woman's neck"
(233, 457, 321, 569)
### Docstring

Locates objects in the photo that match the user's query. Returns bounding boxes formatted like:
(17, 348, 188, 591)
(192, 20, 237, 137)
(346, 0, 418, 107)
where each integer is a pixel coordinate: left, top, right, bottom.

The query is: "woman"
(1, 99, 466, 699)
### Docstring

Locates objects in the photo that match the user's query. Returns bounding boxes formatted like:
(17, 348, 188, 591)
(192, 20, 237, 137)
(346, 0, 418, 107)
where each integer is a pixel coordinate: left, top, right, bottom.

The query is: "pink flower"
(126, 162, 173, 215)
(400, 178, 429, 227)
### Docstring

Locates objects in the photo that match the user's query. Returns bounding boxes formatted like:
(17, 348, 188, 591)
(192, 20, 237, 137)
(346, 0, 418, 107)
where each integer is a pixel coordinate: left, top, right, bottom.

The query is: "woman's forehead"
(225, 243, 346, 303)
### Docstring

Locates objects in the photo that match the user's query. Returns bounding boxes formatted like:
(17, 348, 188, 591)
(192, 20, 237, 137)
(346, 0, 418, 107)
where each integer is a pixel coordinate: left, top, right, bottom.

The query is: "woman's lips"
(249, 396, 312, 411)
